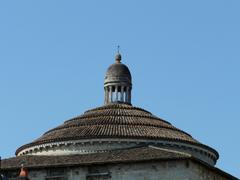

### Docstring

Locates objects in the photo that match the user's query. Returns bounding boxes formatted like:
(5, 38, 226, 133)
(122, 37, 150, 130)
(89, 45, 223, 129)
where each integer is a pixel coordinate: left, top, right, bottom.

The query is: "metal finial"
(117, 45, 120, 54)
(115, 45, 121, 63)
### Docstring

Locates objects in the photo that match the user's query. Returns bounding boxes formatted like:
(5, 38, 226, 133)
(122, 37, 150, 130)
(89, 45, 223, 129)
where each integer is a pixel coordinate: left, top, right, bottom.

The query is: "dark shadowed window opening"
(87, 166, 111, 180)
(45, 168, 66, 180)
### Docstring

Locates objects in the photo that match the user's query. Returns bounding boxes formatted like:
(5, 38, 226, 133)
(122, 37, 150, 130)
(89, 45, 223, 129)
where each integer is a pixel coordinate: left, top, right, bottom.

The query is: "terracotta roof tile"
(4, 146, 190, 169)
(15, 103, 214, 155)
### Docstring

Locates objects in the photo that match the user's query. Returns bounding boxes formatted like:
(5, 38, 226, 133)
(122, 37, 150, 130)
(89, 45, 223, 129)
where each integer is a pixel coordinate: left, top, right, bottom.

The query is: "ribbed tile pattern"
(16, 103, 199, 154)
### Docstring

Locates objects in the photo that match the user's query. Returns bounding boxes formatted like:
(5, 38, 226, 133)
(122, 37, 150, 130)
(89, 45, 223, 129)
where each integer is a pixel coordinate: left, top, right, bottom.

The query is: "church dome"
(16, 103, 218, 166)
(16, 103, 200, 153)
(15, 53, 219, 167)
(104, 61, 132, 86)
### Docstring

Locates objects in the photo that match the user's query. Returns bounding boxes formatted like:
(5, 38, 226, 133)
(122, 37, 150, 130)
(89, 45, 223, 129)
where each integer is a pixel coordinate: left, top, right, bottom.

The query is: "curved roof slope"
(16, 103, 215, 155)
(105, 63, 131, 79)
(104, 63, 132, 84)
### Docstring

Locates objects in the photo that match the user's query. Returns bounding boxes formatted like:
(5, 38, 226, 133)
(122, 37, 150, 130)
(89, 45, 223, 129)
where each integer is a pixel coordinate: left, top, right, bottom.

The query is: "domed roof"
(104, 54, 132, 85)
(15, 54, 219, 167)
(15, 103, 217, 159)
(105, 63, 131, 81)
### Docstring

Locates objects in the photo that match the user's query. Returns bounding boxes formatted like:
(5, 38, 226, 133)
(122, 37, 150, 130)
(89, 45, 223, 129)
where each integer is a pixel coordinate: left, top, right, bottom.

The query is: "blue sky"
(0, 0, 239, 178)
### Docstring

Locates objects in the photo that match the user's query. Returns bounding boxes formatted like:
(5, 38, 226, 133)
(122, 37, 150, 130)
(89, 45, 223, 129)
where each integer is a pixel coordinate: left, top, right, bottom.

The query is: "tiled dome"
(16, 103, 216, 158)
(15, 54, 219, 166)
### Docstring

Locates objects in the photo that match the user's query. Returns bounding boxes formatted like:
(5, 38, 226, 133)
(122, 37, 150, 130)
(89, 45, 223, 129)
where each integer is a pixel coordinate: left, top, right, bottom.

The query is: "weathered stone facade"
(3, 160, 235, 180)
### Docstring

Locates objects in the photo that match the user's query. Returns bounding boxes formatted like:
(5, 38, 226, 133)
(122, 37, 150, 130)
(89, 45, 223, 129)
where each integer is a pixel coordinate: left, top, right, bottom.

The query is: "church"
(1, 53, 238, 180)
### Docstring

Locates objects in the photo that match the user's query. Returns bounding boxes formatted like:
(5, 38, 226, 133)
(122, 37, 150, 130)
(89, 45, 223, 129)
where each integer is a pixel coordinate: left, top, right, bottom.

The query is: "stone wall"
(4, 160, 233, 180)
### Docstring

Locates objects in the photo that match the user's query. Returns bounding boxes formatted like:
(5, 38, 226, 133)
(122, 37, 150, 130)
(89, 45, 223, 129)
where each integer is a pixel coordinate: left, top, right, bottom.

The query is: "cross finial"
(117, 45, 120, 54)
(115, 45, 121, 63)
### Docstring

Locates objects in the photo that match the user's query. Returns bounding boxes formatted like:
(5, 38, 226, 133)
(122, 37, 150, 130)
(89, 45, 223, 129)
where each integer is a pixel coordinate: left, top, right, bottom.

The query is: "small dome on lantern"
(104, 53, 132, 104)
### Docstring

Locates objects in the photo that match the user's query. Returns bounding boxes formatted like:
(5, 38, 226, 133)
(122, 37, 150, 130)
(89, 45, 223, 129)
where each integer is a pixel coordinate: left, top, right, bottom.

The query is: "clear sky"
(0, 0, 239, 178)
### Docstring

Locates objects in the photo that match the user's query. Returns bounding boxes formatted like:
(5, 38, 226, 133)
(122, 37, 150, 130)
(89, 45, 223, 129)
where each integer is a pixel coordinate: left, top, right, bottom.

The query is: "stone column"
(116, 85, 119, 101)
(110, 86, 113, 103)
(106, 87, 109, 104)
(104, 87, 107, 104)
(121, 86, 124, 102)
(126, 87, 129, 103)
